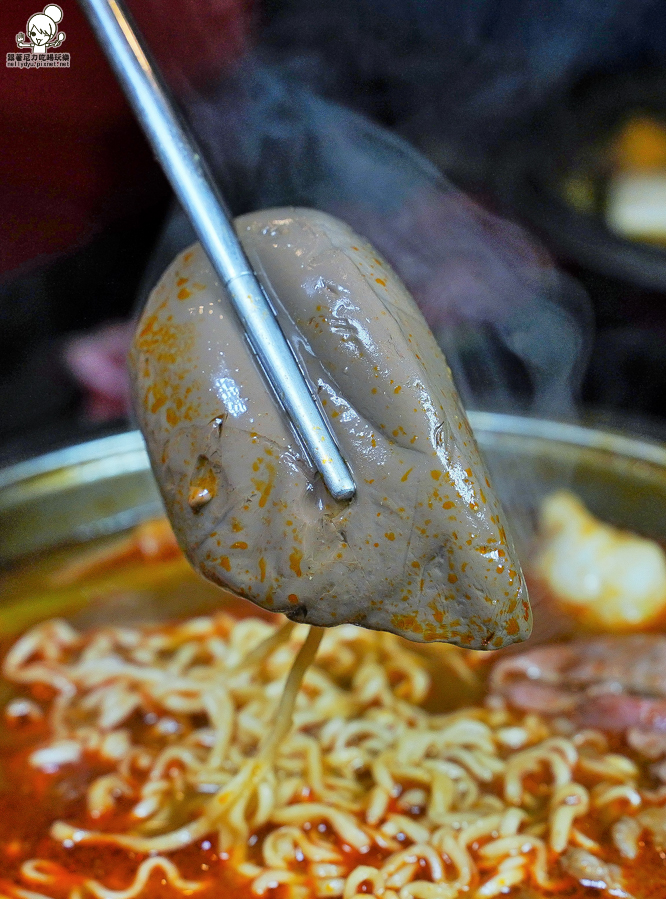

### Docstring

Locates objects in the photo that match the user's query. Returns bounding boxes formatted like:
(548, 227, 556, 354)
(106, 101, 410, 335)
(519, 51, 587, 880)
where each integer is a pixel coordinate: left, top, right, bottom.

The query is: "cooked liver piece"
(130, 208, 530, 647)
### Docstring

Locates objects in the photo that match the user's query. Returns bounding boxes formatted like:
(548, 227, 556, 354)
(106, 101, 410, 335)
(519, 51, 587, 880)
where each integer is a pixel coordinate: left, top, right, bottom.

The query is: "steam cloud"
(144, 62, 591, 418)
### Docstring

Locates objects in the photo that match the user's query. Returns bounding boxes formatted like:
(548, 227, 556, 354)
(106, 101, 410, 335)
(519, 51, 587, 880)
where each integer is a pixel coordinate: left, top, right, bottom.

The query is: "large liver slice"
(129, 208, 531, 648)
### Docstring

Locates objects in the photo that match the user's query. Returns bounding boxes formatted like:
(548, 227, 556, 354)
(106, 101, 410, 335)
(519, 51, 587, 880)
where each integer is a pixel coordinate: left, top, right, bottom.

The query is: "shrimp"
(534, 491, 666, 631)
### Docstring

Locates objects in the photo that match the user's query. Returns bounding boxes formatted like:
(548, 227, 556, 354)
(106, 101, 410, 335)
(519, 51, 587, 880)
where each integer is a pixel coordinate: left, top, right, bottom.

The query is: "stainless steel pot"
(1, 413, 665, 567)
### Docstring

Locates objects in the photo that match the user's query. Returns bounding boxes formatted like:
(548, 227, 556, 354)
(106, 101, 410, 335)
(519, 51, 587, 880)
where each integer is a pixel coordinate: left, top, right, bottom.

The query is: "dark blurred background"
(3, 0, 666, 463)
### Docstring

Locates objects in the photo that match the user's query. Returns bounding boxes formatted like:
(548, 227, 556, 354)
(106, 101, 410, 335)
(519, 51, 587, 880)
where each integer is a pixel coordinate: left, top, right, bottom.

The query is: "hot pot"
(1, 412, 664, 570)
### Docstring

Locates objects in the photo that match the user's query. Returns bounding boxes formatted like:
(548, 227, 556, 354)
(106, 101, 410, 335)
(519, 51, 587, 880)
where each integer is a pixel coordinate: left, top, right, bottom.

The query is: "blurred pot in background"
(489, 70, 666, 426)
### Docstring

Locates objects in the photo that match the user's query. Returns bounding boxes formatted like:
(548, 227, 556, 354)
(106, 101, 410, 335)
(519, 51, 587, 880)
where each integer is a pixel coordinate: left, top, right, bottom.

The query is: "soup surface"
(0, 519, 665, 899)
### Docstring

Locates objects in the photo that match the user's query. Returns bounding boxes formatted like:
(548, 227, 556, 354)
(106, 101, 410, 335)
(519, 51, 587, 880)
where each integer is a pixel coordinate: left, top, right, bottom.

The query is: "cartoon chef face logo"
(16, 4, 66, 54)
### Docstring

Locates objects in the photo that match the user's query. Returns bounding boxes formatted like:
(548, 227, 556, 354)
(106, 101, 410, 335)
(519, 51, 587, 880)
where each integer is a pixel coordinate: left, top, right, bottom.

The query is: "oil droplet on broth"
(188, 455, 218, 512)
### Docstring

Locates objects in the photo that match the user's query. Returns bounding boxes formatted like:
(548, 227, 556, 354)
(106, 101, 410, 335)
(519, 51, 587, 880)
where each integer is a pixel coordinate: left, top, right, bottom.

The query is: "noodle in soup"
(0, 551, 664, 899)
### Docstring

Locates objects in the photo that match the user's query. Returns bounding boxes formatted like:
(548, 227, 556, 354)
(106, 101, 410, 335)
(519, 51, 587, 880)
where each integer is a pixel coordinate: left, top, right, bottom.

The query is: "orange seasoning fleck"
(258, 557, 266, 583)
(375, 277, 387, 287)
(187, 459, 217, 511)
(177, 287, 192, 300)
(430, 470, 441, 481)
(391, 611, 424, 636)
(149, 386, 168, 415)
(252, 462, 276, 508)
(230, 541, 248, 550)
(289, 548, 303, 577)
(220, 556, 231, 572)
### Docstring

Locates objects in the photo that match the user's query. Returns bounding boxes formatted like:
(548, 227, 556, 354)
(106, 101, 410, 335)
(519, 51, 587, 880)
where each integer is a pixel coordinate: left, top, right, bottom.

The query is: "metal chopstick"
(77, 0, 356, 502)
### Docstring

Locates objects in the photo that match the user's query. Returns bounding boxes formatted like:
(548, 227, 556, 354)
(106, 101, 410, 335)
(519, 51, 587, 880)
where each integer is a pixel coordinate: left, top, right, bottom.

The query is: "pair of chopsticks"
(79, 0, 356, 502)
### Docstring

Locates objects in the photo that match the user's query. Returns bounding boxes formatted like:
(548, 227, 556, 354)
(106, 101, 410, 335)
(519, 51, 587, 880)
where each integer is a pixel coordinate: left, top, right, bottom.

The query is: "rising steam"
(142, 61, 592, 419)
